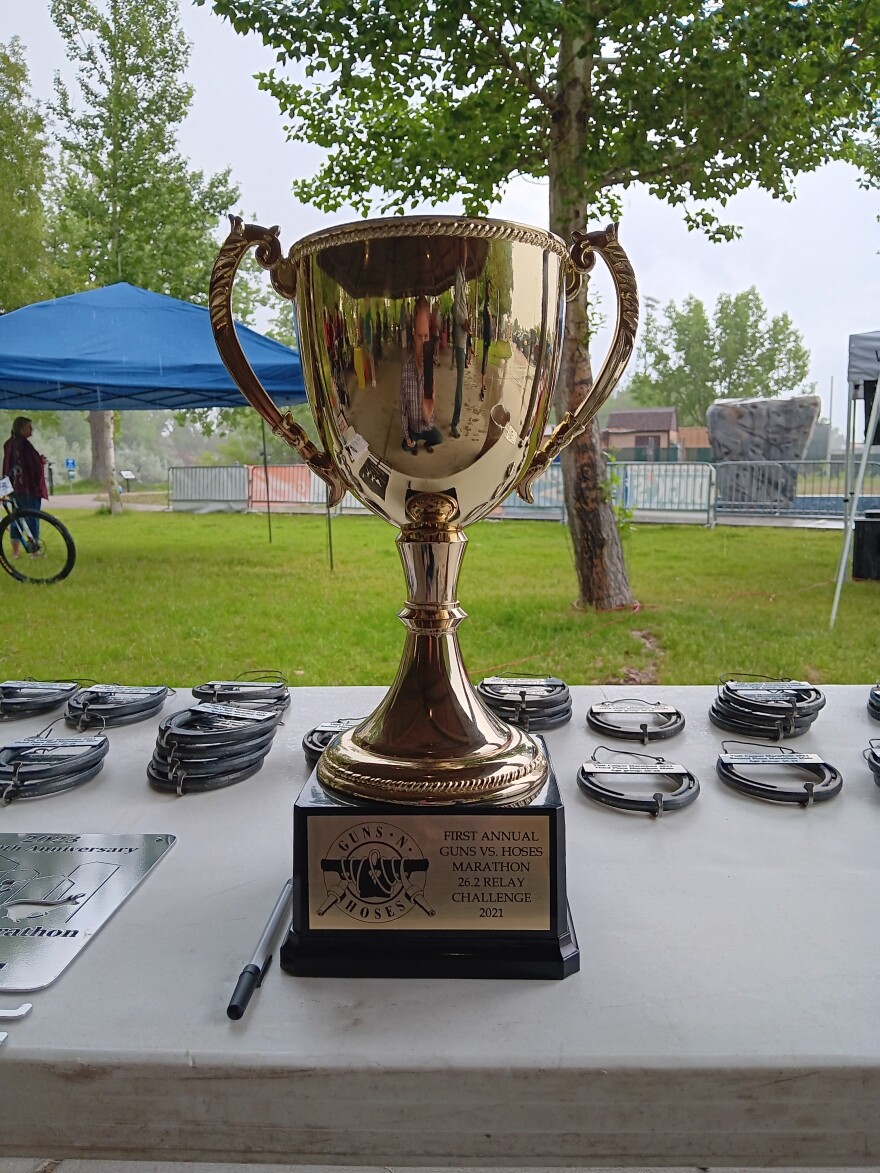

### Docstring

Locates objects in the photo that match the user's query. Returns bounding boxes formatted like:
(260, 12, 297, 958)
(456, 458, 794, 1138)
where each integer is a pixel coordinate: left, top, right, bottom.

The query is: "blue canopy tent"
(0, 282, 303, 412)
(0, 282, 308, 546)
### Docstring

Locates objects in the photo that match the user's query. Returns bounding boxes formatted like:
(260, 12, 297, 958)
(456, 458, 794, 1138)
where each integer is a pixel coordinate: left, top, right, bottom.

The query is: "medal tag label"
(316, 719, 360, 733)
(197, 703, 275, 721)
(591, 702, 677, 714)
(17, 737, 105, 750)
(585, 762, 688, 775)
(720, 753, 822, 766)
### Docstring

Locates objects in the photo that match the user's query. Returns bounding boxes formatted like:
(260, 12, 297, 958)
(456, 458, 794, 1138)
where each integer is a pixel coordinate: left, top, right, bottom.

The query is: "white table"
(1, 685, 878, 1167)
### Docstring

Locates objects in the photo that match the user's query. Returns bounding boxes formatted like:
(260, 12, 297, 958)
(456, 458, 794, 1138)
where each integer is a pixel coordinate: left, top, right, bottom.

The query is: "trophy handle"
(209, 216, 346, 507)
(516, 223, 639, 503)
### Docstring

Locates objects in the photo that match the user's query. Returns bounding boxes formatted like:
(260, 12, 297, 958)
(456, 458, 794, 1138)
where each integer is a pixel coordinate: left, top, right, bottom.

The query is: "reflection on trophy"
(210, 215, 637, 977)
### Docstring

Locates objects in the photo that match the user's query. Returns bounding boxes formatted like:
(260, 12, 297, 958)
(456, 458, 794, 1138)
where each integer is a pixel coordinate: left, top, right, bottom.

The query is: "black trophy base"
(280, 745, 579, 980)
(281, 901, 578, 979)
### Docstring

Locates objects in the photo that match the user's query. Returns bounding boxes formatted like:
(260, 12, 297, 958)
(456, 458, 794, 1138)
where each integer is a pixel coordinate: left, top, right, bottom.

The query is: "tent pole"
(844, 387, 857, 504)
(326, 485, 335, 572)
(830, 385, 880, 627)
(260, 418, 273, 544)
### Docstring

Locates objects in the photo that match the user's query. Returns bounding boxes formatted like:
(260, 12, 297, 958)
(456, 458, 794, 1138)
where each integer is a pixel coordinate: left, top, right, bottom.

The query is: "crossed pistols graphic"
(318, 849, 435, 917)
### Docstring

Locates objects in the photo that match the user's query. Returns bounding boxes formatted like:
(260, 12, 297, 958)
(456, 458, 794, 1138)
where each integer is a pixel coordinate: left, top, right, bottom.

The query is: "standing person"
(450, 240, 470, 438)
(363, 302, 376, 387)
(399, 299, 443, 455)
(480, 279, 494, 400)
(2, 417, 48, 558)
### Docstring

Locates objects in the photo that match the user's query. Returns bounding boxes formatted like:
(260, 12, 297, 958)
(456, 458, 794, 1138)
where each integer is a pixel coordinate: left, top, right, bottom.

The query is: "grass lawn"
(2, 509, 877, 687)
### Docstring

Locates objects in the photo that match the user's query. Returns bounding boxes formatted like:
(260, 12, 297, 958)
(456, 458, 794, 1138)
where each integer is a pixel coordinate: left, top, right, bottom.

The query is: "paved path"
(45, 491, 166, 512)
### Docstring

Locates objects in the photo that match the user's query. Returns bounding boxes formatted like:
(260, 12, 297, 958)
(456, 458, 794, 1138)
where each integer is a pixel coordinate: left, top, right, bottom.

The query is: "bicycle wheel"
(0, 508, 76, 584)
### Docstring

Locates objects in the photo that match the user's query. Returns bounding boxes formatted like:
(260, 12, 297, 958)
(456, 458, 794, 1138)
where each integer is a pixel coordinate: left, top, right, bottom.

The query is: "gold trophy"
(210, 216, 637, 978)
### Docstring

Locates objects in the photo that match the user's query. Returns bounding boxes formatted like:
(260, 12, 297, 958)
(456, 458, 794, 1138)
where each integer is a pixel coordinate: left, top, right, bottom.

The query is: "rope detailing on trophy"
(65, 685, 172, 731)
(0, 680, 79, 720)
(576, 747, 700, 817)
(867, 685, 880, 722)
(708, 674, 825, 741)
(864, 740, 880, 788)
(714, 742, 842, 806)
(148, 702, 284, 796)
(585, 698, 685, 744)
(192, 671, 290, 712)
(0, 723, 109, 803)
(476, 677, 572, 731)
(302, 718, 363, 772)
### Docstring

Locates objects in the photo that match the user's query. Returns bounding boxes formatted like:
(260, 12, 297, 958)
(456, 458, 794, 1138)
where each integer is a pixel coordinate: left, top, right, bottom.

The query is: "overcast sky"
(6, 0, 880, 432)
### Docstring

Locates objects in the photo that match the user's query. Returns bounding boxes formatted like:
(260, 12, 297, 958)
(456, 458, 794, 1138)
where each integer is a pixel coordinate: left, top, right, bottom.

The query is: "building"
(601, 407, 678, 460)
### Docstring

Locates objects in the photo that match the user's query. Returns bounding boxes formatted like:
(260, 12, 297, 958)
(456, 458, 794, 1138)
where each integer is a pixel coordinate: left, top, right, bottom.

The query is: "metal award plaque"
(0, 833, 175, 991)
(210, 214, 638, 978)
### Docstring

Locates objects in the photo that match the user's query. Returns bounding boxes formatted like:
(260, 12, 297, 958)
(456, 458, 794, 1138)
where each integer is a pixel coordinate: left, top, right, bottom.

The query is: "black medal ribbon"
(709, 676, 825, 741)
(864, 740, 880, 788)
(0, 732, 110, 802)
(66, 685, 170, 730)
(477, 676, 572, 731)
(192, 675, 290, 711)
(148, 702, 283, 795)
(715, 743, 842, 806)
(586, 698, 685, 744)
(576, 747, 700, 816)
(302, 717, 363, 771)
(0, 680, 80, 720)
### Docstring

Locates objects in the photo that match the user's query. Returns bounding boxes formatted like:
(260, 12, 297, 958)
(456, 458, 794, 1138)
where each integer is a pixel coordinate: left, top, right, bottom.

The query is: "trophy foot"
(317, 723, 549, 806)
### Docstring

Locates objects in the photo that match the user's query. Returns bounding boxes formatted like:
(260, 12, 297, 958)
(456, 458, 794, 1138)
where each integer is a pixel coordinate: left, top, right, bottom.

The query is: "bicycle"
(0, 476, 76, 584)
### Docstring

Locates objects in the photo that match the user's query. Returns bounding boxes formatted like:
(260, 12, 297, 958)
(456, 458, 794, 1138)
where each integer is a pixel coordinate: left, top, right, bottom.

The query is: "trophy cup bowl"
(210, 215, 637, 977)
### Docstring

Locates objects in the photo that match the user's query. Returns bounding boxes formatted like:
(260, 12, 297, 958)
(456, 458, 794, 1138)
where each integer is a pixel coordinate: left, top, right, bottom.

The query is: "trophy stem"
(317, 506, 549, 805)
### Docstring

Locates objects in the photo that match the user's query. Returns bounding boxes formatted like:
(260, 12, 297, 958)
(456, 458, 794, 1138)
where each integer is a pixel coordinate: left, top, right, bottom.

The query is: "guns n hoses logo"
(317, 821, 435, 922)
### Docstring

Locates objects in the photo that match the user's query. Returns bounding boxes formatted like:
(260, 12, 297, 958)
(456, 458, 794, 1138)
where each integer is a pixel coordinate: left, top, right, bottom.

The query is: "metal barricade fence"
(170, 464, 368, 514)
(169, 460, 880, 523)
(169, 465, 249, 512)
(714, 460, 880, 518)
(613, 461, 715, 522)
(501, 460, 717, 522)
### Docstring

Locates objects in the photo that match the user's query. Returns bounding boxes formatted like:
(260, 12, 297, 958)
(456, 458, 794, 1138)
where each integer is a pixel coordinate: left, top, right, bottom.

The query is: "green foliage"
(49, 0, 239, 301)
(199, 0, 880, 237)
(602, 450, 634, 538)
(197, 0, 879, 610)
(0, 38, 53, 312)
(629, 288, 814, 426)
(197, 404, 318, 465)
(177, 402, 319, 463)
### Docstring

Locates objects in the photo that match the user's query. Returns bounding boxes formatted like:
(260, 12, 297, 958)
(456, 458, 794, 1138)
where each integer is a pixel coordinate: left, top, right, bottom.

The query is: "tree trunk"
(548, 30, 633, 610)
(88, 409, 123, 513)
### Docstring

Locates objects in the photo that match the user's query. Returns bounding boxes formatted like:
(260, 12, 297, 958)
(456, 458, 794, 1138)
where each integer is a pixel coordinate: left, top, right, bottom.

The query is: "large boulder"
(707, 395, 821, 507)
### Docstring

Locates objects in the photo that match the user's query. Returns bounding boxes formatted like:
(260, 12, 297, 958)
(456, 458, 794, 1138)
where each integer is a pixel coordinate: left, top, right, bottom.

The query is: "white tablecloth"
(1, 685, 878, 1167)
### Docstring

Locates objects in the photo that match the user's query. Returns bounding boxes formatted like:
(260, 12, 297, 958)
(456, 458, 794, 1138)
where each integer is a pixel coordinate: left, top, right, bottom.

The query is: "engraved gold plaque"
(307, 814, 551, 932)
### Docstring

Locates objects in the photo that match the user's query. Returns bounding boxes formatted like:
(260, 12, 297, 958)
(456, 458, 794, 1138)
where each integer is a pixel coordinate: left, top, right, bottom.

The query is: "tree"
(0, 38, 53, 314)
(199, 0, 880, 608)
(629, 289, 813, 425)
(49, 0, 240, 504)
